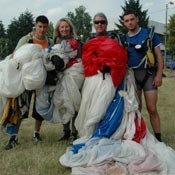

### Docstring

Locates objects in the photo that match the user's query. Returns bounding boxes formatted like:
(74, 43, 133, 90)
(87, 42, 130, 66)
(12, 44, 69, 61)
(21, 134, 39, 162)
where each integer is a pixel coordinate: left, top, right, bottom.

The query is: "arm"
(153, 46, 163, 87)
(9, 36, 28, 59)
(15, 35, 29, 50)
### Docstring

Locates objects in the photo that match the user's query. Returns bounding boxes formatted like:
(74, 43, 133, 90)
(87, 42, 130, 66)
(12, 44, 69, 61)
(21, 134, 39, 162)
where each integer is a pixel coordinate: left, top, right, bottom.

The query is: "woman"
(53, 18, 84, 141)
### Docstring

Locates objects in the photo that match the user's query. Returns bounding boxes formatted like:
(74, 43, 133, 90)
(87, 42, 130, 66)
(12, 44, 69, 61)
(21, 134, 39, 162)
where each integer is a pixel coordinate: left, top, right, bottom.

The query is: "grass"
(0, 69, 175, 175)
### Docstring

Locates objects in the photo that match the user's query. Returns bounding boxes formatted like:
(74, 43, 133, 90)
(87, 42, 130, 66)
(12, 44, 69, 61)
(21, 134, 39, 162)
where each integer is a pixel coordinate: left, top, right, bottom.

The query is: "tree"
(0, 20, 8, 58)
(66, 5, 92, 43)
(47, 22, 54, 39)
(6, 10, 34, 54)
(0, 38, 9, 58)
(116, 0, 149, 34)
(167, 14, 175, 58)
(0, 20, 6, 38)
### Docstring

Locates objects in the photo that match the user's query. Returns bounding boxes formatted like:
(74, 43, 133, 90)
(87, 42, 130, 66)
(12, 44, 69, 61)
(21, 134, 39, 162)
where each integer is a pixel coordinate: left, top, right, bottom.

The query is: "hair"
(53, 17, 77, 43)
(93, 12, 108, 24)
(122, 9, 138, 19)
(35, 15, 49, 24)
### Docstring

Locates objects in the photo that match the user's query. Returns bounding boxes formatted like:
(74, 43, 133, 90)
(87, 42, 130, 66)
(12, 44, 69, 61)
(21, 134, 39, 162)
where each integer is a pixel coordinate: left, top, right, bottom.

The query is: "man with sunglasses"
(93, 13, 108, 36)
(75, 13, 127, 138)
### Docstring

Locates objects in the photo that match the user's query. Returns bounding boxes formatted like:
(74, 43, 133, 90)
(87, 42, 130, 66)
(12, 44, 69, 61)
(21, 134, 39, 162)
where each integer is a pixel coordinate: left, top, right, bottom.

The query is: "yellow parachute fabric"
(0, 98, 19, 125)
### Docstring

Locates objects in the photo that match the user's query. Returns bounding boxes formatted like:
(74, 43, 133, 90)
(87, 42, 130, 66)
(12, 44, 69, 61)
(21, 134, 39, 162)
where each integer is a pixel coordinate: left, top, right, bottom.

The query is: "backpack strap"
(146, 26, 156, 67)
(148, 26, 155, 51)
(76, 38, 82, 58)
(27, 33, 34, 43)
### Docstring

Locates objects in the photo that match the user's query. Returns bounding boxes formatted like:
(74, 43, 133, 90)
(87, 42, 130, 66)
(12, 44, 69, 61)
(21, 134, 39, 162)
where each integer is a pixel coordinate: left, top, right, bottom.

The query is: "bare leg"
(33, 119, 43, 142)
(34, 120, 42, 133)
(144, 90, 162, 141)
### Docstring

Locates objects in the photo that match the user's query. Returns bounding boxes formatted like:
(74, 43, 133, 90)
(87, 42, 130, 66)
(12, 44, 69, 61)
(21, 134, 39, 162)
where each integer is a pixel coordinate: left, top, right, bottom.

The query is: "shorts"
(133, 69, 157, 91)
(32, 106, 44, 121)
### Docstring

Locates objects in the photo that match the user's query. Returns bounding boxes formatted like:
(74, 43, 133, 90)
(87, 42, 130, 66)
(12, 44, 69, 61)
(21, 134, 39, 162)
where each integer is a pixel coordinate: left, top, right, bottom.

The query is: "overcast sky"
(0, 0, 175, 30)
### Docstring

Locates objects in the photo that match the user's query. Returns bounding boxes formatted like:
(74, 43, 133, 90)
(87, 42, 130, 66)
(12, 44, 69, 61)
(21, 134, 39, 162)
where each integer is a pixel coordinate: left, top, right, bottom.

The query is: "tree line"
(0, 0, 174, 59)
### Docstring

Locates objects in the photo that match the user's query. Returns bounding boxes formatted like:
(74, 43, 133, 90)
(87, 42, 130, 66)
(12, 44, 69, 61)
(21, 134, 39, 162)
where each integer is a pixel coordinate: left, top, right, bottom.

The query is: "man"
(123, 10, 163, 142)
(5, 15, 50, 149)
(75, 13, 127, 138)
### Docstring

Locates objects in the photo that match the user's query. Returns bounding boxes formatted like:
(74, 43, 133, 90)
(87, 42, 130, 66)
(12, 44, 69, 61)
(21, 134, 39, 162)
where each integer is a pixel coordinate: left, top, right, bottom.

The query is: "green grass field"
(0, 69, 175, 175)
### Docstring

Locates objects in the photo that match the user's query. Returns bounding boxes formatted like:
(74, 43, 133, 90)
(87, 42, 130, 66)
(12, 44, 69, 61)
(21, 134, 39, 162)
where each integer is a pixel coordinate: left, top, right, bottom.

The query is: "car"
(166, 61, 175, 69)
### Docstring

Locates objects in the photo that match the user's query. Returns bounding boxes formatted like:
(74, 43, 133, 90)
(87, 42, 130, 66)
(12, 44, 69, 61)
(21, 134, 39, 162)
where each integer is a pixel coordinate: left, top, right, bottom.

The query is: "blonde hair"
(53, 17, 77, 43)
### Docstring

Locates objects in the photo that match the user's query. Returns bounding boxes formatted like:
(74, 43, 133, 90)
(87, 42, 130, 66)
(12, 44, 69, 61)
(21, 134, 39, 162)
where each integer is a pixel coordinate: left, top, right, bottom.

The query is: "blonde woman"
(53, 18, 83, 141)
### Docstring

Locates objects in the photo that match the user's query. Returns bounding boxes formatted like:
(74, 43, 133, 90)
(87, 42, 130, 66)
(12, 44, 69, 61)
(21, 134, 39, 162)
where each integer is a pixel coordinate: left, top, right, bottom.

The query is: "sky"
(0, 0, 175, 31)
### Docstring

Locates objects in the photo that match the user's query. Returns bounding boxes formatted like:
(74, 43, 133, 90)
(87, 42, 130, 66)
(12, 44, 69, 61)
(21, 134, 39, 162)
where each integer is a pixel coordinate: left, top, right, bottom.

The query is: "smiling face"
(93, 16, 108, 34)
(35, 22, 48, 40)
(123, 13, 139, 34)
(58, 21, 71, 38)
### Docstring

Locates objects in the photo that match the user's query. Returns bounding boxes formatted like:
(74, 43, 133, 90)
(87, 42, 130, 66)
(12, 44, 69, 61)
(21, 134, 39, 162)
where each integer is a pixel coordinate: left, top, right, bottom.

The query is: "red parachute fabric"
(66, 39, 78, 50)
(133, 116, 147, 143)
(82, 36, 128, 87)
(65, 39, 79, 68)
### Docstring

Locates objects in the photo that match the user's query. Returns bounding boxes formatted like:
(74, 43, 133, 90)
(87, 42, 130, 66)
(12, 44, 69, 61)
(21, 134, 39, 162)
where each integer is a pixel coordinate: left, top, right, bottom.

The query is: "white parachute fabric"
(22, 58, 46, 90)
(75, 72, 116, 138)
(49, 40, 78, 66)
(51, 62, 84, 123)
(0, 44, 46, 97)
(35, 43, 84, 123)
(0, 58, 24, 97)
(59, 70, 175, 175)
(62, 62, 84, 112)
(13, 43, 44, 66)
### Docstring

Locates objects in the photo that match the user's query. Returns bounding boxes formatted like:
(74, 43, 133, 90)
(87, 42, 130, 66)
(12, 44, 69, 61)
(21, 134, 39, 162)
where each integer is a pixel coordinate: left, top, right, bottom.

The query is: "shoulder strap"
(108, 32, 121, 44)
(148, 26, 155, 50)
(75, 38, 82, 58)
(28, 33, 33, 43)
(47, 37, 51, 46)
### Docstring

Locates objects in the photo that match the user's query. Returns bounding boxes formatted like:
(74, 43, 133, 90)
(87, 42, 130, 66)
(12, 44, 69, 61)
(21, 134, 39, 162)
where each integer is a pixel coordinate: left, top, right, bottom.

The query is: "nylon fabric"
(59, 70, 175, 175)
(82, 36, 127, 87)
(75, 73, 116, 138)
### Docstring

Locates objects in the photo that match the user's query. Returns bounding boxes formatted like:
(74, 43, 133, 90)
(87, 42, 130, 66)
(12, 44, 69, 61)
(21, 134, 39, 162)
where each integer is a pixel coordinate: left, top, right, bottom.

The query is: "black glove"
(102, 65, 110, 73)
(50, 55, 65, 71)
(45, 70, 57, 85)
(100, 65, 110, 80)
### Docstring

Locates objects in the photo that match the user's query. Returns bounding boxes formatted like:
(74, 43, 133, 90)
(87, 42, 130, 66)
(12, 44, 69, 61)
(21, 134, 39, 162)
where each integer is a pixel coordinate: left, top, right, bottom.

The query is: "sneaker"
(5, 135, 18, 150)
(33, 132, 42, 143)
(69, 132, 78, 141)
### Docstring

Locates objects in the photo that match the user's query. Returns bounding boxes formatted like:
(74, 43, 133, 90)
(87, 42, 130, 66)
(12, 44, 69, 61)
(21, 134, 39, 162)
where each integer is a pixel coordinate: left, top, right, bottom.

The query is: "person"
(52, 18, 83, 141)
(123, 10, 163, 142)
(4, 15, 50, 149)
(74, 12, 127, 138)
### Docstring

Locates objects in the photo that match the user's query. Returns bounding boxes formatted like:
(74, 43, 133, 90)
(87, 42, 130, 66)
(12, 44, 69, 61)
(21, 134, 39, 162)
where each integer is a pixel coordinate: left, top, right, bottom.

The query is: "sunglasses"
(94, 20, 107, 24)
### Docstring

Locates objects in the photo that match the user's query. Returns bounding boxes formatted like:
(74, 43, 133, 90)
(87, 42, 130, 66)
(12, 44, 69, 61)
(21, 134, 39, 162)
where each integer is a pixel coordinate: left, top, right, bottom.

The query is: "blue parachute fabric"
(71, 143, 85, 154)
(70, 81, 125, 154)
(6, 124, 17, 135)
(92, 81, 124, 138)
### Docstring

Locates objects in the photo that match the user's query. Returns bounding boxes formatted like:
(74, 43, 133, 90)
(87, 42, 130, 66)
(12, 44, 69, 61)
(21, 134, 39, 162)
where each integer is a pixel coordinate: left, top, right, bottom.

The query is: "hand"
(152, 74, 162, 87)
